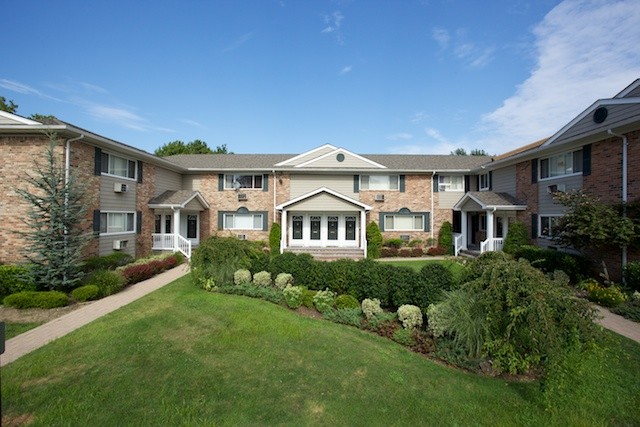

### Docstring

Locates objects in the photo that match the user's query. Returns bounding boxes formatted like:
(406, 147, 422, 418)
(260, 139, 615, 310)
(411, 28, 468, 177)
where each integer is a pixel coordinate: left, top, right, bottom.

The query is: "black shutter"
(94, 148, 102, 175)
(399, 175, 406, 192)
(488, 171, 493, 190)
(531, 159, 538, 184)
(263, 174, 269, 191)
(353, 175, 360, 193)
(424, 212, 431, 232)
(137, 161, 143, 183)
(262, 212, 269, 231)
(136, 211, 142, 234)
(464, 175, 470, 192)
(218, 174, 224, 191)
(452, 211, 461, 233)
(378, 213, 385, 231)
(433, 174, 439, 192)
(218, 212, 224, 229)
(531, 214, 538, 239)
(583, 144, 592, 176)
(93, 210, 101, 234)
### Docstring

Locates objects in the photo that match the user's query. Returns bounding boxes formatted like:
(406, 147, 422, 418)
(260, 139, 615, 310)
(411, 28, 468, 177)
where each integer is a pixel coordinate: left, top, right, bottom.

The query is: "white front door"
(289, 212, 359, 247)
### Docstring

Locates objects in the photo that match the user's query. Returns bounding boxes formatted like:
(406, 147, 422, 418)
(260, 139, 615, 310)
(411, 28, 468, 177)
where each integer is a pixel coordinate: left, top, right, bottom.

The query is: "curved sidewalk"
(594, 305, 640, 344)
(0, 264, 190, 367)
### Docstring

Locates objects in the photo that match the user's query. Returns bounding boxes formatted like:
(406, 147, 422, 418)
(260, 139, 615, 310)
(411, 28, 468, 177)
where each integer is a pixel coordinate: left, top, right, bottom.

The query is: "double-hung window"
(101, 152, 136, 180)
(223, 213, 263, 230)
(540, 150, 582, 180)
(360, 175, 399, 191)
(100, 212, 135, 234)
(479, 173, 490, 190)
(539, 215, 561, 238)
(225, 174, 263, 190)
(438, 175, 464, 192)
(384, 214, 424, 231)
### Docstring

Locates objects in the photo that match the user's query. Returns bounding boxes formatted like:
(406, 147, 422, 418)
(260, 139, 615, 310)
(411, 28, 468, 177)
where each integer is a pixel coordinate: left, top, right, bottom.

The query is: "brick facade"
(136, 162, 156, 258)
(515, 159, 538, 238)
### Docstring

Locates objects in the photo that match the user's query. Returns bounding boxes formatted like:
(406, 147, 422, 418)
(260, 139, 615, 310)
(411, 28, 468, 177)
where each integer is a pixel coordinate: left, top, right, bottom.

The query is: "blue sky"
(2, 0, 640, 156)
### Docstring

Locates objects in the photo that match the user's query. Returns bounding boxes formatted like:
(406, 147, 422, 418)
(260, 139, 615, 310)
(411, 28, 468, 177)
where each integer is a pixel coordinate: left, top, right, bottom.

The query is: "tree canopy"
(450, 148, 490, 156)
(154, 140, 232, 157)
(0, 96, 18, 113)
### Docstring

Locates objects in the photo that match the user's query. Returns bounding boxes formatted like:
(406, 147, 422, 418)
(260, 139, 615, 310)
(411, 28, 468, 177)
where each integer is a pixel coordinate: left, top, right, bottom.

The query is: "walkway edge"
(0, 263, 190, 367)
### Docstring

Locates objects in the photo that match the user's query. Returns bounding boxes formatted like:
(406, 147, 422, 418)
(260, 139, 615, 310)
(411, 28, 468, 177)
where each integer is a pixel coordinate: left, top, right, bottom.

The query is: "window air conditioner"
(237, 193, 248, 201)
(114, 183, 128, 193)
(113, 240, 126, 250)
(400, 234, 411, 242)
(374, 194, 385, 202)
(547, 184, 566, 194)
(236, 234, 247, 240)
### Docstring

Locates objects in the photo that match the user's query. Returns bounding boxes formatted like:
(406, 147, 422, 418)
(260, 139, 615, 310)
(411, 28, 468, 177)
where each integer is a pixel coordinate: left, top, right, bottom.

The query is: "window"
(384, 214, 424, 231)
(101, 152, 136, 180)
(479, 173, 490, 190)
(100, 212, 135, 234)
(223, 213, 263, 230)
(539, 215, 561, 238)
(225, 174, 263, 190)
(540, 149, 582, 179)
(154, 215, 161, 234)
(438, 175, 464, 191)
(360, 175, 399, 191)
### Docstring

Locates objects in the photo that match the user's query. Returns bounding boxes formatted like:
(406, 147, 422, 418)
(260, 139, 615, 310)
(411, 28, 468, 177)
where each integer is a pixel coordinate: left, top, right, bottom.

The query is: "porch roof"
(148, 190, 210, 210)
(453, 191, 526, 211)
(276, 187, 373, 211)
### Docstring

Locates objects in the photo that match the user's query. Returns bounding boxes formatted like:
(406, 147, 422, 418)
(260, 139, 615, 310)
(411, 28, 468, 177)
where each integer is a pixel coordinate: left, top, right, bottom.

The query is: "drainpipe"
(63, 134, 84, 284)
(607, 129, 628, 274)
(431, 171, 435, 242)
(272, 169, 277, 224)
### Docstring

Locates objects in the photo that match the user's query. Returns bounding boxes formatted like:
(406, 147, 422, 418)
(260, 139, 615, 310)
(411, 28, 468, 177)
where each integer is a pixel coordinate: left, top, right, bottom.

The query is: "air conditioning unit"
(400, 234, 411, 242)
(547, 184, 566, 194)
(113, 183, 128, 193)
(237, 193, 247, 201)
(236, 234, 247, 240)
(113, 240, 127, 250)
(374, 194, 385, 202)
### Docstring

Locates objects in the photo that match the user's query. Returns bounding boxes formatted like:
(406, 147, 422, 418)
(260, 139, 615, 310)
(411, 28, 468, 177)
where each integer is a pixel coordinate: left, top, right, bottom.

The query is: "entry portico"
(276, 187, 372, 257)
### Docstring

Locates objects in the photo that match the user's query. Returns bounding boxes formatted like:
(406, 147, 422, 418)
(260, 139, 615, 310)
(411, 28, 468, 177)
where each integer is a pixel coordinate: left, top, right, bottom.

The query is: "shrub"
(350, 259, 391, 306)
(335, 294, 359, 309)
(397, 304, 423, 329)
(121, 263, 156, 285)
(392, 328, 416, 346)
(269, 222, 281, 255)
(270, 252, 319, 288)
(380, 247, 399, 257)
(82, 252, 133, 272)
(426, 303, 449, 338)
(274, 273, 294, 290)
(502, 221, 530, 255)
(71, 285, 100, 302)
(398, 248, 413, 258)
(611, 298, 640, 322)
(216, 283, 284, 305)
(426, 246, 447, 256)
(414, 263, 456, 309)
(366, 221, 383, 259)
(191, 236, 258, 287)
(438, 221, 453, 255)
(234, 269, 252, 285)
(86, 269, 125, 297)
(512, 245, 588, 284)
(623, 261, 640, 292)
(323, 307, 363, 328)
(410, 247, 424, 257)
(361, 298, 383, 320)
(408, 239, 423, 248)
(302, 289, 317, 308)
(584, 281, 627, 307)
(390, 266, 421, 308)
(4, 291, 68, 309)
(0, 265, 36, 299)
(283, 285, 304, 309)
(253, 271, 272, 287)
(313, 289, 336, 313)
(383, 238, 404, 249)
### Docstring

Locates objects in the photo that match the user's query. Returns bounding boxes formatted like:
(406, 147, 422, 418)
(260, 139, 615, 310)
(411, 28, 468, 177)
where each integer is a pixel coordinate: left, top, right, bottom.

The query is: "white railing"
(493, 238, 504, 252)
(480, 238, 505, 253)
(454, 233, 464, 257)
(152, 233, 192, 259)
(480, 239, 489, 253)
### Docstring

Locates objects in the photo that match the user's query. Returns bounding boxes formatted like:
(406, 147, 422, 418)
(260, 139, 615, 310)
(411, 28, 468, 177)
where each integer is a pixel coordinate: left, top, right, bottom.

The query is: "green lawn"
(4, 322, 41, 340)
(2, 275, 639, 426)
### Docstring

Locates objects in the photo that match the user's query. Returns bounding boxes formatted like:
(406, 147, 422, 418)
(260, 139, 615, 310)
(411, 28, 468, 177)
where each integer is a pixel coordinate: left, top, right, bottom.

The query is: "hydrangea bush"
(283, 285, 304, 309)
(313, 289, 336, 313)
(397, 304, 423, 329)
(234, 269, 252, 285)
(253, 271, 272, 287)
(274, 273, 294, 290)
(361, 298, 383, 320)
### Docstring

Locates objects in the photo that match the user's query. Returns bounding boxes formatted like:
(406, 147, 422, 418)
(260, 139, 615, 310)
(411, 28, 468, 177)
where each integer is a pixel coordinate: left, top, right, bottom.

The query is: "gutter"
(607, 129, 629, 272)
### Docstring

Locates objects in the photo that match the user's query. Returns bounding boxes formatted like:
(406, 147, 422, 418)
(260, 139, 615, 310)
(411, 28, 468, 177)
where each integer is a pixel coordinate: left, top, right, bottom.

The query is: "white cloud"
(481, 0, 640, 154)
(181, 118, 205, 129)
(432, 27, 495, 68)
(339, 65, 353, 75)
(322, 11, 345, 44)
(410, 111, 429, 123)
(432, 27, 450, 49)
(386, 132, 413, 141)
(0, 78, 62, 102)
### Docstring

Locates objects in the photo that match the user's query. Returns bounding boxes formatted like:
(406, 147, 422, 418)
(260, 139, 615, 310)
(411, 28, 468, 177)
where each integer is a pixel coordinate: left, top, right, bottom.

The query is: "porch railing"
(480, 238, 505, 253)
(152, 233, 192, 259)
(454, 233, 464, 257)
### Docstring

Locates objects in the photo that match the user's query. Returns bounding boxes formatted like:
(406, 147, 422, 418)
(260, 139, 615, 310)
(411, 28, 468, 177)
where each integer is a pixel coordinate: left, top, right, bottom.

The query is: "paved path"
(1, 263, 638, 367)
(0, 263, 190, 367)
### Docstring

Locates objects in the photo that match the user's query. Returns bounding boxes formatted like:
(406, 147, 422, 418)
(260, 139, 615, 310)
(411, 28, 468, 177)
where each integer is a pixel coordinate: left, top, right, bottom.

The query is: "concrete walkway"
(1, 263, 639, 367)
(0, 263, 190, 367)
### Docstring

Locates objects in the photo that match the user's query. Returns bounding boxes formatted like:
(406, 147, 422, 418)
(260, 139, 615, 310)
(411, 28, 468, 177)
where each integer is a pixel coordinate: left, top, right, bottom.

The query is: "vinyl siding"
(283, 146, 336, 166)
(538, 174, 583, 214)
(438, 191, 464, 209)
(99, 234, 135, 257)
(492, 165, 516, 195)
(290, 174, 356, 199)
(457, 198, 482, 211)
(100, 175, 137, 210)
(290, 193, 358, 211)
(552, 104, 640, 145)
(301, 153, 381, 168)
(184, 198, 206, 211)
(155, 167, 182, 196)
(182, 175, 201, 191)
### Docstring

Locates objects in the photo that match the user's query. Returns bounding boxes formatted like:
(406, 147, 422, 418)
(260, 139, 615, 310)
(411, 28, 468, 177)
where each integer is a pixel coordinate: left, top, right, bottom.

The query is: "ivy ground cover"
(2, 275, 639, 426)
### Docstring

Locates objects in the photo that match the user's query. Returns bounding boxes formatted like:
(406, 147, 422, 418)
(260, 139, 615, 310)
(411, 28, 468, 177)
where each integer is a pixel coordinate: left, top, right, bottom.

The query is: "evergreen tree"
(15, 134, 92, 290)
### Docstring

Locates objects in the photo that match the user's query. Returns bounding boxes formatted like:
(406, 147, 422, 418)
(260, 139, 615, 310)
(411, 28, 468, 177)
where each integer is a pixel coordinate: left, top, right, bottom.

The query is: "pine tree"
(15, 134, 92, 290)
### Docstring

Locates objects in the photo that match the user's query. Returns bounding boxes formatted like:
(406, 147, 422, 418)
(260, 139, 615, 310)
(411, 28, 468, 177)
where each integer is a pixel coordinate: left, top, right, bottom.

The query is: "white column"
(361, 210, 367, 258)
(173, 208, 181, 251)
(486, 209, 494, 251)
(280, 209, 287, 253)
(460, 210, 468, 250)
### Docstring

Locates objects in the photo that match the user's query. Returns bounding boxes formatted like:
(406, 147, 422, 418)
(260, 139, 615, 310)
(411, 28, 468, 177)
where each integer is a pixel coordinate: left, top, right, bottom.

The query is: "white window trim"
(539, 215, 563, 239)
(384, 214, 425, 231)
(101, 151, 137, 181)
(479, 173, 490, 191)
(100, 211, 136, 236)
(223, 213, 264, 230)
(438, 175, 464, 192)
(538, 149, 583, 182)
(224, 174, 264, 190)
(360, 175, 399, 191)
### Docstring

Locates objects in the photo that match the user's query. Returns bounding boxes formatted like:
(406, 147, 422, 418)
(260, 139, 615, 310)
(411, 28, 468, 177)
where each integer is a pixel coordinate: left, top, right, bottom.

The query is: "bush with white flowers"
(397, 304, 423, 329)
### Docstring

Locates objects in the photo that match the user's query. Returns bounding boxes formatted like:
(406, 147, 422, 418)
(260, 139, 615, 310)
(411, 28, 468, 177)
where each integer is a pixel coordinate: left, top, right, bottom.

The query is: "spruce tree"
(15, 134, 92, 291)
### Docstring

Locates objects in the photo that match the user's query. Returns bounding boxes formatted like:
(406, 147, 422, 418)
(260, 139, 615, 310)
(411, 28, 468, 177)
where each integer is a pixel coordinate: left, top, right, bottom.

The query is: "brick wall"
(136, 162, 156, 258)
(69, 140, 100, 258)
(515, 159, 538, 238)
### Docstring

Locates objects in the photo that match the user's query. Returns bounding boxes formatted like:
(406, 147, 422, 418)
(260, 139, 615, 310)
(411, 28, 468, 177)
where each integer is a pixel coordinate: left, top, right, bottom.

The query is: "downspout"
(431, 171, 435, 242)
(63, 134, 84, 283)
(607, 129, 628, 274)
(272, 169, 277, 223)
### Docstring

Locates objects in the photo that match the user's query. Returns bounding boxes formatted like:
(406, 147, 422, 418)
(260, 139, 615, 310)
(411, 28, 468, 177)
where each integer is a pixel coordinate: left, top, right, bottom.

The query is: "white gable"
(275, 144, 337, 167)
(0, 111, 42, 125)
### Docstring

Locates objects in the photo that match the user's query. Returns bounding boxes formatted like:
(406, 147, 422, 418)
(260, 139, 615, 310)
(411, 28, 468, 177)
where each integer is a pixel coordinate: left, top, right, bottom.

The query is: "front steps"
(284, 247, 365, 261)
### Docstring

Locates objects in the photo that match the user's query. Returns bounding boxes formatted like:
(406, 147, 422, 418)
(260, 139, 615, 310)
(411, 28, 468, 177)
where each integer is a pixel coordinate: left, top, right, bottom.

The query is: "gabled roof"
(276, 187, 372, 211)
(276, 144, 387, 169)
(453, 191, 526, 211)
(148, 190, 209, 209)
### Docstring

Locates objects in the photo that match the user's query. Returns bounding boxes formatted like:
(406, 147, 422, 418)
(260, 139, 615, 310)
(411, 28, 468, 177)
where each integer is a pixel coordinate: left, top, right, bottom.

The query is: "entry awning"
(453, 191, 526, 211)
(276, 187, 372, 211)
(148, 190, 210, 210)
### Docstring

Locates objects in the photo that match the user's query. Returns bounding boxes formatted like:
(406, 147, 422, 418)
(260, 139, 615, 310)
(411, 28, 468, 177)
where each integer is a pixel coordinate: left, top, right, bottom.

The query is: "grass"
(2, 274, 639, 426)
(4, 322, 42, 340)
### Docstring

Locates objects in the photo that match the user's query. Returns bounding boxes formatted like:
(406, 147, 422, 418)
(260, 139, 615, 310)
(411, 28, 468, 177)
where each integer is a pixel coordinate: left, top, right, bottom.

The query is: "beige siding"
(492, 165, 516, 195)
(100, 175, 137, 211)
(155, 167, 182, 196)
(282, 146, 336, 166)
(184, 198, 206, 211)
(552, 104, 640, 145)
(438, 191, 464, 209)
(458, 198, 482, 211)
(290, 174, 356, 198)
(182, 175, 201, 191)
(99, 235, 136, 257)
(538, 174, 583, 214)
(290, 193, 357, 211)
(303, 153, 382, 168)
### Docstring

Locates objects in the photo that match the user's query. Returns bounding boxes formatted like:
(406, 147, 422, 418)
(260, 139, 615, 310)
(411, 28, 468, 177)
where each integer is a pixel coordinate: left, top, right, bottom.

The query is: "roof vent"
(593, 106, 608, 124)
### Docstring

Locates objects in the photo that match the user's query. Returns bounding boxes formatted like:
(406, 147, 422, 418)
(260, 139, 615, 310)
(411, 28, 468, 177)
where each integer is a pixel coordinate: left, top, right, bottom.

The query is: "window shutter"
(399, 175, 405, 192)
(93, 210, 101, 234)
(378, 213, 385, 231)
(583, 144, 592, 176)
(94, 148, 102, 175)
(531, 159, 538, 184)
(262, 213, 268, 231)
(218, 174, 224, 191)
(218, 212, 224, 229)
(137, 161, 143, 183)
(464, 175, 470, 192)
(262, 174, 269, 192)
(488, 171, 493, 190)
(531, 214, 538, 239)
(353, 175, 360, 193)
(424, 212, 431, 232)
(433, 174, 439, 192)
(136, 211, 142, 234)
(452, 211, 461, 233)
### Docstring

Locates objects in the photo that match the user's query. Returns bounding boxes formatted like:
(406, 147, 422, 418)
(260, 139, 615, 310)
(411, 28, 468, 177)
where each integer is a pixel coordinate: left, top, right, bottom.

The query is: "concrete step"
(285, 247, 365, 261)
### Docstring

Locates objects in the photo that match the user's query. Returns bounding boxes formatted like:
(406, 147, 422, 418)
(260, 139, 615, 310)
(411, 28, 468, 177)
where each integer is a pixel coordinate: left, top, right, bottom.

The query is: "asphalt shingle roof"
(148, 190, 200, 206)
(466, 191, 525, 207)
